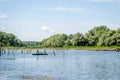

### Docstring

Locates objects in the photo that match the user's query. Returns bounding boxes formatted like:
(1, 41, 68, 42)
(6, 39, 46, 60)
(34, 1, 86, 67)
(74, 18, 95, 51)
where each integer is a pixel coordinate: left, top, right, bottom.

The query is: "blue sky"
(0, 0, 120, 41)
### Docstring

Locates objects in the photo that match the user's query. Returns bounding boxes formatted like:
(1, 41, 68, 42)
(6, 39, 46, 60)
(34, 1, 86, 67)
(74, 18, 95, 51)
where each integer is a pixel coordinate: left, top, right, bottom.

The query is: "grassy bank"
(1, 46, 120, 51)
(63, 46, 120, 51)
(39, 46, 120, 51)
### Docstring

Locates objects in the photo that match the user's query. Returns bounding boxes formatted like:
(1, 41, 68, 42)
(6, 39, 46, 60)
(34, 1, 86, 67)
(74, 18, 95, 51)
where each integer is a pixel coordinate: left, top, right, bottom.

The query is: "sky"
(0, 0, 120, 41)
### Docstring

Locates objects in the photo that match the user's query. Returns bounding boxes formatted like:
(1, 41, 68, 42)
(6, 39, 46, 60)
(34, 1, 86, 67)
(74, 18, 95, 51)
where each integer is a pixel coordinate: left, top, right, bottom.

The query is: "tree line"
(0, 31, 41, 47)
(0, 25, 120, 47)
(41, 25, 120, 47)
(0, 31, 23, 47)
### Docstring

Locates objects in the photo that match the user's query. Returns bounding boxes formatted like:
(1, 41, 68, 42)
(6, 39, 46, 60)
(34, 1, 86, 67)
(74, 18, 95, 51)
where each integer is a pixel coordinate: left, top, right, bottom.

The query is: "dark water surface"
(0, 50, 120, 80)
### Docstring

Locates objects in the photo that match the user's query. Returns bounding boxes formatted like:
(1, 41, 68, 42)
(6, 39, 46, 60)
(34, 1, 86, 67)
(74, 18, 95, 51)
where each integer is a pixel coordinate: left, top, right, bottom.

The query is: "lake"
(0, 49, 120, 80)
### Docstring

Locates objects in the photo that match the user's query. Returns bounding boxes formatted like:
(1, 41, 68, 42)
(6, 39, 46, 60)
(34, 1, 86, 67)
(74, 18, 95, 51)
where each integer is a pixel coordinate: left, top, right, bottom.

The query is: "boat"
(115, 48, 120, 52)
(32, 52, 48, 55)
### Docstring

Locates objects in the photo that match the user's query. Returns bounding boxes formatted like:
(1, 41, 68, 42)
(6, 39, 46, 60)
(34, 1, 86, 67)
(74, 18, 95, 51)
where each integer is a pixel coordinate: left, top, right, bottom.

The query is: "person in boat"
(115, 48, 120, 52)
(37, 49, 39, 53)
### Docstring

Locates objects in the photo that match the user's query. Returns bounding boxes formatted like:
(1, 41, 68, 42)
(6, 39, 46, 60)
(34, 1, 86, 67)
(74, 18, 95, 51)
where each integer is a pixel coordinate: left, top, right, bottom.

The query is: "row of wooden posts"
(0, 47, 34, 56)
(0, 47, 61, 57)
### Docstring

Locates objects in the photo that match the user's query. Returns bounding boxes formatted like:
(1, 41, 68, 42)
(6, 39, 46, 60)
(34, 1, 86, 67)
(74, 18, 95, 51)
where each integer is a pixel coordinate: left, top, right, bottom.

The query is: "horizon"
(0, 0, 120, 41)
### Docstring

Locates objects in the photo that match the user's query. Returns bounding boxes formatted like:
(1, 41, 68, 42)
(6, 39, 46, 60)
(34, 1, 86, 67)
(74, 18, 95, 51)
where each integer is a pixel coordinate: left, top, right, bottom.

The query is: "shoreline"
(0, 46, 120, 51)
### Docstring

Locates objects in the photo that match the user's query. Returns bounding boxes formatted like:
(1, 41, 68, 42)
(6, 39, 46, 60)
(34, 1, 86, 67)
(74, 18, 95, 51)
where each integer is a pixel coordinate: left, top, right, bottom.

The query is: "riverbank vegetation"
(0, 31, 24, 47)
(0, 25, 120, 50)
(41, 25, 120, 47)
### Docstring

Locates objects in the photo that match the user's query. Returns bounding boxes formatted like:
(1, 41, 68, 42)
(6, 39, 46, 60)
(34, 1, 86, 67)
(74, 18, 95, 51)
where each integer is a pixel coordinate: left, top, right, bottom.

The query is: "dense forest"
(0, 25, 120, 48)
(0, 31, 24, 47)
(41, 25, 120, 47)
(0, 32, 40, 47)
(22, 41, 41, 48)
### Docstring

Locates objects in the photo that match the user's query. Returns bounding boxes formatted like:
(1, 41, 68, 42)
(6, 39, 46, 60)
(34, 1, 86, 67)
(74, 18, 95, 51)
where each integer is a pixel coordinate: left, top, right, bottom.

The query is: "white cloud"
(0, 14, 8, 19)
(41, 26, 49, 31)
(91, 0, 120, 2)
(0, 27, 6, 30)
(51, 6, 85, 12)
(41, 26, 54, 33)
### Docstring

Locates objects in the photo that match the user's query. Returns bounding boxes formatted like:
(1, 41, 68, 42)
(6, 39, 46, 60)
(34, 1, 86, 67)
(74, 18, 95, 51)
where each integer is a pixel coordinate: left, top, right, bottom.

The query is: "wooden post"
(0, 47, 1, 56)
(21, 49, 23, 53)
(53, 50, 56, 56)
(0, 43, 1, 56)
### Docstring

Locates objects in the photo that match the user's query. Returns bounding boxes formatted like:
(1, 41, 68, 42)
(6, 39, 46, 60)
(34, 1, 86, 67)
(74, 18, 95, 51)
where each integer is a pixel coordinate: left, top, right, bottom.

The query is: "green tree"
(65, 39, 72, 46)
(68, 34, 73, 40)
(85, 25, 110, 46)
(115, 28, 120, 46)
(72, 32, 87, 46)
(0, 31, 23, 47)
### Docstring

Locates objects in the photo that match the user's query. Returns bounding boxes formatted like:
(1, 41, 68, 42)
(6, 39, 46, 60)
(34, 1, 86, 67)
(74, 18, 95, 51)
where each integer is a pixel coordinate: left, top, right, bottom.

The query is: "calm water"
(0, 50, 120, 80)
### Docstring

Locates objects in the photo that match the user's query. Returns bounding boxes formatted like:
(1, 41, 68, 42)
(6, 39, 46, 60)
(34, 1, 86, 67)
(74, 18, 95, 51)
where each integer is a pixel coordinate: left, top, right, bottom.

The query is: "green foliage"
(71, 32, 87, 46)
(41, 25, 120, 47)
(22, 41, 41, 48)
(0, 31, 23, 47)
(85, 25, 110, 46)
(68, 34, 73, 40)
(1, 25, 120, 48)
(65, 39, 72, 46)
(41, 34, 68, 47)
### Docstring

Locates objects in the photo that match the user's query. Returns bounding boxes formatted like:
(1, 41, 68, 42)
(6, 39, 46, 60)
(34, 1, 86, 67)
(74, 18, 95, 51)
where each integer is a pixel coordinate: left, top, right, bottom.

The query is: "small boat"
(32, 52, 48, 55)
(115, 48, 120, 52)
